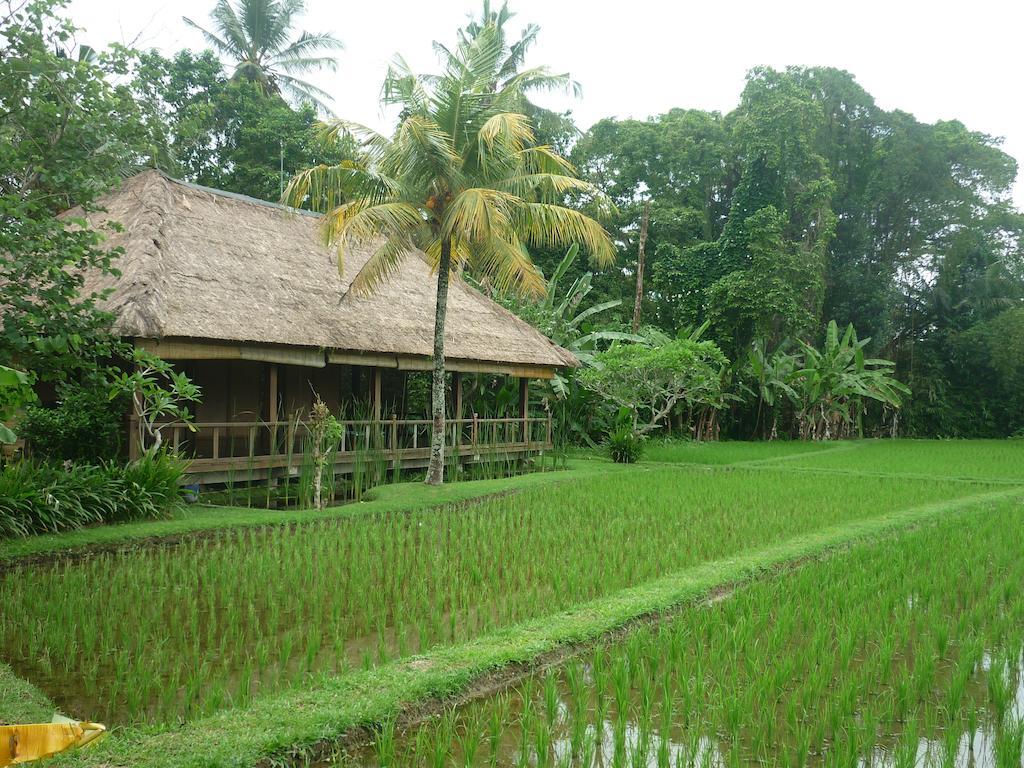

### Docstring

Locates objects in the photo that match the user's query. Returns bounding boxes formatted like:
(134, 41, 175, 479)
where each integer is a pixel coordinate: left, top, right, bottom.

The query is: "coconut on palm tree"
(184, 0, 342, 110)
(284, 24, 615, 484)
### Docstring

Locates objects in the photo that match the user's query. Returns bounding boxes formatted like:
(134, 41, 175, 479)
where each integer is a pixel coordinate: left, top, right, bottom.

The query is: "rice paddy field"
(1, 439, 1022, 768)
(780, 439, 1024, 482)
(347, 500, 1024, 768)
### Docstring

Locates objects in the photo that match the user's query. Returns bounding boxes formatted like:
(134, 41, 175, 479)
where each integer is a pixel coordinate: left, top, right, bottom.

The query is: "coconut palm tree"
(184, 0, 342, 110)
(455, 1, 580, 149)
(284, 24, 615, 484)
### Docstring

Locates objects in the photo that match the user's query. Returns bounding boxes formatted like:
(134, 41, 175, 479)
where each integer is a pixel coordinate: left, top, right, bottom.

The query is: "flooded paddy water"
(337, 501, 1024, 767)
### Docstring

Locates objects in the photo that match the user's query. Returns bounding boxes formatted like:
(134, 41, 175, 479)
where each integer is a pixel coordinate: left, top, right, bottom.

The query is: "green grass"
(1, 439, 1020, 766)
(640, 439, 838, 466)
(0, 661, 56, 725)
(3, 467, 984, 725)
(776, 438, 1024, 482)
(53, 487, 1023, 768)
(374, 493, 1024, 767)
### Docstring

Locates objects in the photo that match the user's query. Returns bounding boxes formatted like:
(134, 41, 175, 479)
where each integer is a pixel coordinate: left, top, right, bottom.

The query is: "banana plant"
(744, 339, 799, 439)
(511, 244, 644, 398)
(792, 321, 909, 440)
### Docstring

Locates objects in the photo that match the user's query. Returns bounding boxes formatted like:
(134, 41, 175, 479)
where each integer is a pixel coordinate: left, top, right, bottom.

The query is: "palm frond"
(496, 173, 600, 201)
(282, 161, 399, 210)
(268, 30, 343, 68)
(470, 233, 546, 298)
(514, 203, 616, 267)
(478, 112, 534, 153)
(321, 200, 425, 257)
(182, 16, 238, 58)
(348, 235, 414, 296)
(442, 187, 516, 243)
(276, 74, 335, 111)
(317, 119, 391, 161)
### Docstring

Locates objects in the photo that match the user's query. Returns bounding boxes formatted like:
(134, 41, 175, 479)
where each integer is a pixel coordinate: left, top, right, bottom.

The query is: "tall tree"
(131, 49, 353, 201)
(456, 1, 579, 152)
(285, 24, 614, 484)
(0, 0, 157, 383)
(574, 109, 732, 328)
(183, 0, 342, 111)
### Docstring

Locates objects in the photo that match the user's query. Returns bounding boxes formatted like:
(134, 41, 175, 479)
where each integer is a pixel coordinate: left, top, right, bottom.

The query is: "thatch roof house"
(72, 170, 576, 479)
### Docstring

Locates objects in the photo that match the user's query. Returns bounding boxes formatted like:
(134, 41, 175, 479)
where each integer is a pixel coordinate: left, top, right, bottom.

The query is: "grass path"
(53, 484, 1024, 768)
(0, 662, 55, 725)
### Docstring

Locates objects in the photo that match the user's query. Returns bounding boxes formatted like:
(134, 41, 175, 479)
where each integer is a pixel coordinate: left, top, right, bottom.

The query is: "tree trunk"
(631, 200, 650, 334)
(312, 442, 323, 510)
(426, 237, 452, 485)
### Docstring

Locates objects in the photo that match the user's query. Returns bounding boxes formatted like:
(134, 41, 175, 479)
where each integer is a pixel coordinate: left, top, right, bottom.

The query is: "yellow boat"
(0, 716, 106, 766)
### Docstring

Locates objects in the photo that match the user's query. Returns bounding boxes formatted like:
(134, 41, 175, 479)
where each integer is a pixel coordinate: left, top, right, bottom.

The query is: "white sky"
(68, 0, 1024, 207)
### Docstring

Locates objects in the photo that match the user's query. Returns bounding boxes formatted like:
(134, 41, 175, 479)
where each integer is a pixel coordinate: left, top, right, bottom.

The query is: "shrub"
(0, 452, 187, 538)
(607, 424, 645, 464)
(20, 382, 128, 462)
(114, 452, 189, 522)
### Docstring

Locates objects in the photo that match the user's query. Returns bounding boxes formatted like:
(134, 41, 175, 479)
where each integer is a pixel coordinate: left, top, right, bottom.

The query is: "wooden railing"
(138, 415, 553, 476)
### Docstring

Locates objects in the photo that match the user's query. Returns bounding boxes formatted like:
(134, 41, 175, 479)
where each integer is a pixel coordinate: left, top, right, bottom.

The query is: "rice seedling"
(353, 500, 1024, 766)
(777, 438, 1024, 482)
(642, 439, 833, 466)
(0, 467, 984, 726)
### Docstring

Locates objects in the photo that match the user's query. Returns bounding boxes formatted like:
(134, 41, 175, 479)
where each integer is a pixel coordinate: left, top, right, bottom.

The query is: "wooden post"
(453, 372, 463, 454)
(518, 377, 529, 446)
(268, 363, 279, 455)
(371, 367, 382, 422)
(631, 199, 650, 334)
(390, 412, 398, 454)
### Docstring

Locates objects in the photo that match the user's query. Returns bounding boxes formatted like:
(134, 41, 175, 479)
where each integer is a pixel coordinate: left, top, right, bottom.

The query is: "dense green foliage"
(20, 383, 128, 462)
(566, 67, 1023, 436)
(0, 453, 187, 538)
(0, 365, 35, 444)
(0, 0, 153, 383)
(580, 338, 728, 436)
(130, 49, 353, 202)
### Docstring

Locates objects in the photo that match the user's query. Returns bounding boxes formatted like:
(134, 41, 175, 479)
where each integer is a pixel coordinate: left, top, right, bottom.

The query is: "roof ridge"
(150, 168, 321, 218)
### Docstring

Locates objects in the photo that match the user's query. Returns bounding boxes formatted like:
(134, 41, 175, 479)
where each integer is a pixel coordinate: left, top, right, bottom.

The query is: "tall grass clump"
(0, 452, 187, 537)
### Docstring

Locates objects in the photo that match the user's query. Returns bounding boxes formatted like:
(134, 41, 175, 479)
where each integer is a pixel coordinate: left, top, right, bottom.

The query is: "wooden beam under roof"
(137, 338, 557, 379)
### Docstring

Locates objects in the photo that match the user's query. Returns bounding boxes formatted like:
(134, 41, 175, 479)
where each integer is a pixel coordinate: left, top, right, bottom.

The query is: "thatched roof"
(74, 170, 578, 372)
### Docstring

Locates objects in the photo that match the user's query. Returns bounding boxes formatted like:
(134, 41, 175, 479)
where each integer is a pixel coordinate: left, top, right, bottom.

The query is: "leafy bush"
(20, 383, 128, 462)
(607, 424, 645, 464)
(0, 453, 187, 537)
(114, 452, 190, 522)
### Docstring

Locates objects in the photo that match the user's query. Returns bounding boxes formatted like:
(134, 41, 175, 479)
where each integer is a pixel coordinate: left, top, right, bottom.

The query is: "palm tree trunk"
(426, 237, 452, 485)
